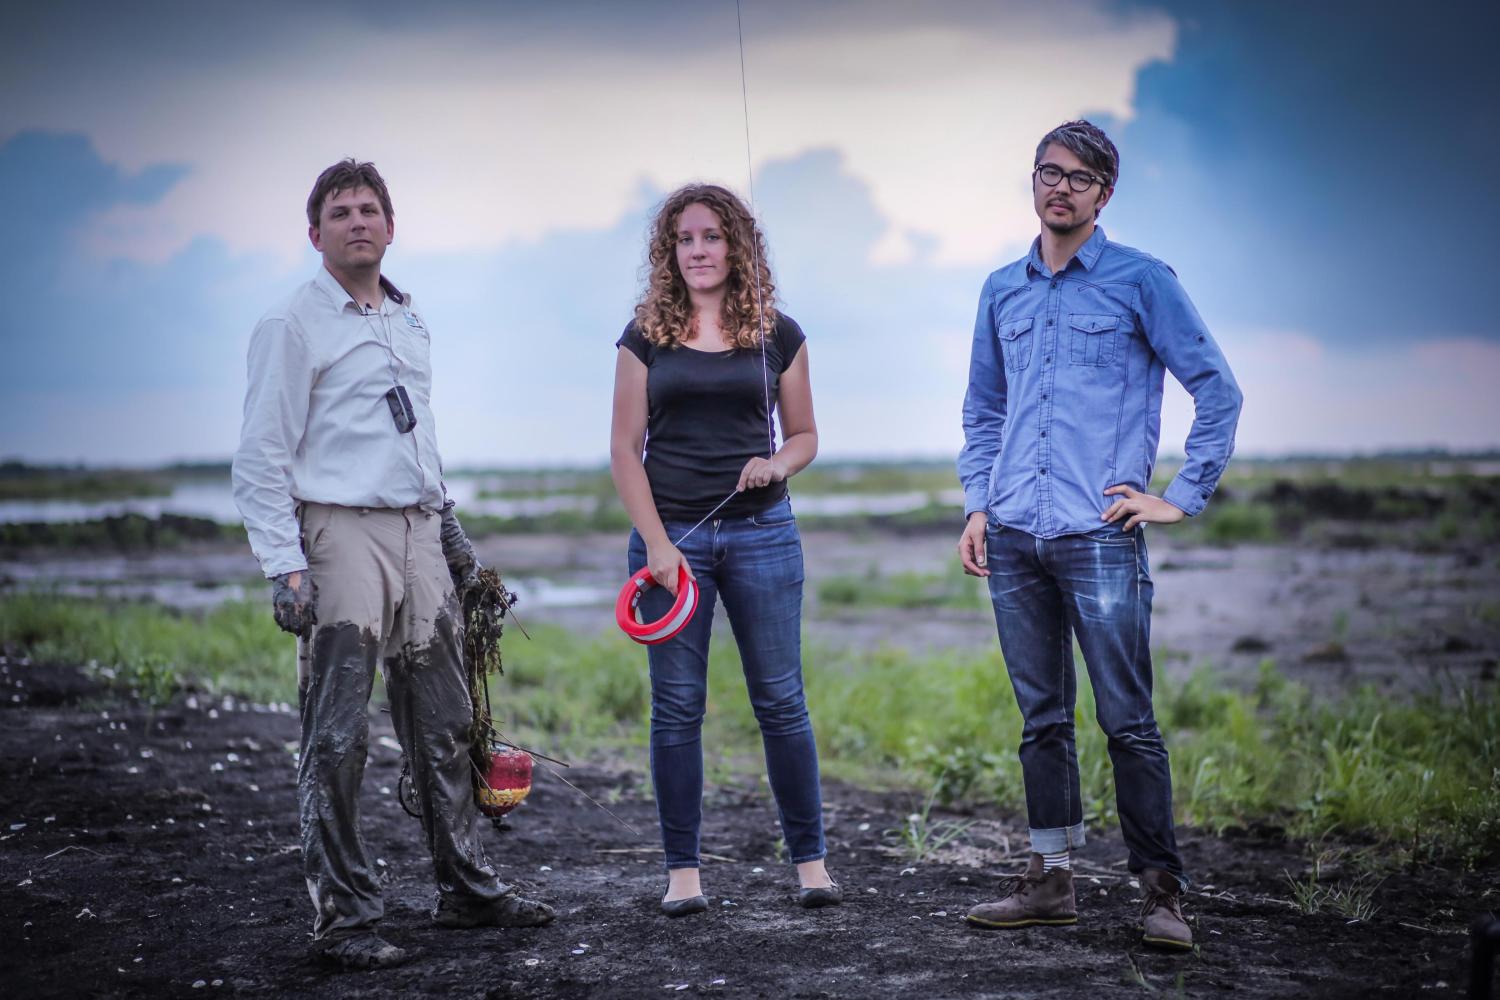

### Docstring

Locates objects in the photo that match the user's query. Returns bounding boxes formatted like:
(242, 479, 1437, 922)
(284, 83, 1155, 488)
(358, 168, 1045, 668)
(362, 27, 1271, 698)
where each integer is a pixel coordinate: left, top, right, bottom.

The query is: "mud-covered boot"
(434, 890, 556, 929)
(312, 932, 408, 970)
(965, 853, 1077, 929)
(1139, 868, 1192, 951)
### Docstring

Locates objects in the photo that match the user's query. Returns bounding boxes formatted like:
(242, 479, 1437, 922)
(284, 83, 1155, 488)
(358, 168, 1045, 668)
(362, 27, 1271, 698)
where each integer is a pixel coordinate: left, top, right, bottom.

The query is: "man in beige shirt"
(232, 159, 554, 969)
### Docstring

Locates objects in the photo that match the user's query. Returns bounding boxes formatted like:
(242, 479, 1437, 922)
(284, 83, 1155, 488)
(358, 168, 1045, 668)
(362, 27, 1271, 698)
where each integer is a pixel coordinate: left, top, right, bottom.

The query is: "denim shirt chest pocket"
(1067, 313, 1119, 367)
(996, 316, 1035, 373)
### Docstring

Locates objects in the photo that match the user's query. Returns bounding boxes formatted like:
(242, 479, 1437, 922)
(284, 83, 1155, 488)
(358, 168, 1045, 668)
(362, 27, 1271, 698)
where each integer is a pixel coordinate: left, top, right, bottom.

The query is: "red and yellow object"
(476, 745, 533, 817)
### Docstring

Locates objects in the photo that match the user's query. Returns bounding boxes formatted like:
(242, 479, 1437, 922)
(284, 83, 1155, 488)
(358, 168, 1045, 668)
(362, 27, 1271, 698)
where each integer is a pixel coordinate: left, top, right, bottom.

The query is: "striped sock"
(1041, 850, 1071, 872)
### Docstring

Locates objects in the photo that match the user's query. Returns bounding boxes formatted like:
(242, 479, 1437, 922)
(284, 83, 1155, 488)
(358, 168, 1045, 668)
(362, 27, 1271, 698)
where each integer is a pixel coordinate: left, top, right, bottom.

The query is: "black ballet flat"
(660, 895, 709, 918)
(798, 882, 843, 909)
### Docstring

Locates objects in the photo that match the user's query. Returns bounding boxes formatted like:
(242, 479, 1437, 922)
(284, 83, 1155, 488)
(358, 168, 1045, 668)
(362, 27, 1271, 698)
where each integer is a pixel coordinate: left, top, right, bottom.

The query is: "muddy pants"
(295, 502, 511, 941)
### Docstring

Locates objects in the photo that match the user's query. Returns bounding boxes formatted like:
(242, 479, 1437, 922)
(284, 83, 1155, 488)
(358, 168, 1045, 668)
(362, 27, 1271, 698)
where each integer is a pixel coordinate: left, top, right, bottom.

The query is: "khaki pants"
(295, 502, 510, 940)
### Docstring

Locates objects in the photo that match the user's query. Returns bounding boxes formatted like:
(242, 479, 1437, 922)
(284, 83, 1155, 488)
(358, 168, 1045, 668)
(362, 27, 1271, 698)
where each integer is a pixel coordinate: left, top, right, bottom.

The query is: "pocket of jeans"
(997, 317, 1035, 372)
(750, 502, 796, 527)
(1067, 313, 1119, 366)
(1082, 524, 1136, 545)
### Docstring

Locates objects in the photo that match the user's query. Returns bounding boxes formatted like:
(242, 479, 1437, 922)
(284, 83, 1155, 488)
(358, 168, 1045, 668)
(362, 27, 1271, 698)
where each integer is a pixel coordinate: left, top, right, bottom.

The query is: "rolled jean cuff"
(790, 849, 827, 865)
(1029, 822, 1087, 854)
(665, 861, 700, 871)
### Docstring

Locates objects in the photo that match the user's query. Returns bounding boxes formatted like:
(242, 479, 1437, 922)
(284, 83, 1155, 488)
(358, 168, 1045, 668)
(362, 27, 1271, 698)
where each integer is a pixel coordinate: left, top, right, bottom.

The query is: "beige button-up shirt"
(232, 265, 447, 578)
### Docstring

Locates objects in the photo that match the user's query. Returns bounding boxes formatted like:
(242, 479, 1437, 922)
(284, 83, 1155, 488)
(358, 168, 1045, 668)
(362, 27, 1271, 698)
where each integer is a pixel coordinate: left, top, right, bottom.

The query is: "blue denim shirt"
(958, 226, 1242, 538)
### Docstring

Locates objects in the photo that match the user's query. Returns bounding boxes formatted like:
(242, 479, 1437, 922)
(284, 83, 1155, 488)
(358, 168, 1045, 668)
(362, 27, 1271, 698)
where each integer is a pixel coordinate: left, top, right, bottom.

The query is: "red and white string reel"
(615, 564, 699, 645)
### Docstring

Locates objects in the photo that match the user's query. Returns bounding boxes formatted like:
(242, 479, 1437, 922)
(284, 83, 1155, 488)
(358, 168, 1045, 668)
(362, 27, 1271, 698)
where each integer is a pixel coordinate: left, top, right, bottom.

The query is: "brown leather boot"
(965, 853, 1077, 929)
(1139, 868, 1193, 951)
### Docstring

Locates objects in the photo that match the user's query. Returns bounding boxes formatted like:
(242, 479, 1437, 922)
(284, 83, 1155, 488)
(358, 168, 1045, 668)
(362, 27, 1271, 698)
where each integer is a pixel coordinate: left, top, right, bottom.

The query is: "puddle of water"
(508, 577, 614, 609)
(0, 481, 244, 524)
(793, 490, 964, 516)
(2, 479, 968, 525)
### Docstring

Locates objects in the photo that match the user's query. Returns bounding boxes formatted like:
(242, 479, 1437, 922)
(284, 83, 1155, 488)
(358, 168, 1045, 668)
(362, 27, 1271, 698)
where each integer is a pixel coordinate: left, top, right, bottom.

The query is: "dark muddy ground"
(1, 660, 1489, 999)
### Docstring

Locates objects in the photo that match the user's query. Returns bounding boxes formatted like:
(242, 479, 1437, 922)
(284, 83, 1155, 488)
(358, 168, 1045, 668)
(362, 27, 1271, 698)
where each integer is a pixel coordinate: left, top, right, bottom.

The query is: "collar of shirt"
(1025, 224, 1109, 278)
(312, 265, 409, 315)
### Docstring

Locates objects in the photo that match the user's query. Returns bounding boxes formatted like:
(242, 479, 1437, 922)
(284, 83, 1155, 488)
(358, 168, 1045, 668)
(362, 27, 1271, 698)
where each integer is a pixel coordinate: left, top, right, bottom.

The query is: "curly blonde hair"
(634, 184, 777, 349)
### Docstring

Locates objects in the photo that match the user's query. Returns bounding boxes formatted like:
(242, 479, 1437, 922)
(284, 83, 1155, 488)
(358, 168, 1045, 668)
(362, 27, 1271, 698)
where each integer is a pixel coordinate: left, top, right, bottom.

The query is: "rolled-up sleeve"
(1136, 263, 1243, 516)
(231, 316, 316, 577)
(958, 276, 1006, 518)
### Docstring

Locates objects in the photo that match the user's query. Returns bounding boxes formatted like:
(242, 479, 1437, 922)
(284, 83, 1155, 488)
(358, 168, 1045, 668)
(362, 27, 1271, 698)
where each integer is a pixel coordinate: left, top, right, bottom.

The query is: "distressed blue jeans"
(985, 520, 1186, 884)
(627, 499, 826, 870)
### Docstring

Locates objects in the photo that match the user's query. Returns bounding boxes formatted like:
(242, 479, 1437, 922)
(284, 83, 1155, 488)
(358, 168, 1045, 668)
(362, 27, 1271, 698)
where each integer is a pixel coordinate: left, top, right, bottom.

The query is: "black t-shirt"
(617, 315, 807, 521)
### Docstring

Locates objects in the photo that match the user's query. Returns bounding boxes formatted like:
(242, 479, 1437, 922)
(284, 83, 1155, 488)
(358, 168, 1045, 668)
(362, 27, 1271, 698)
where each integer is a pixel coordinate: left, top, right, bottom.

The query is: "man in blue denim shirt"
(957, 121, 1242, 951)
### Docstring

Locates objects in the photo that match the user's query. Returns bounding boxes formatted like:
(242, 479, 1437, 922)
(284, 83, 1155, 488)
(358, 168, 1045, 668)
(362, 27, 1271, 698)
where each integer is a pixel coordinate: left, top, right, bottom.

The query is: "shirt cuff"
(259, 551, 310, 579)
(963, 483, 991, 519)
(1162, 474, 1213, 517)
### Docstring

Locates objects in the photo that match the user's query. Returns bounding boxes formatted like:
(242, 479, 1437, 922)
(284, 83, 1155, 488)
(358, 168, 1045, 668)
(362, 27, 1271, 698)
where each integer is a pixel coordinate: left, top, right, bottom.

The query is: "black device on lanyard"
(361, 291, 418, 435)
(385, 384, 417, 434)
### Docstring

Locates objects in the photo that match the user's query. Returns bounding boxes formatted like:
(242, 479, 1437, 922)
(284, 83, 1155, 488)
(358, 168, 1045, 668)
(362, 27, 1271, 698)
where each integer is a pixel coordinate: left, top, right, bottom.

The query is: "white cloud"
(4, 1, 1174, 268)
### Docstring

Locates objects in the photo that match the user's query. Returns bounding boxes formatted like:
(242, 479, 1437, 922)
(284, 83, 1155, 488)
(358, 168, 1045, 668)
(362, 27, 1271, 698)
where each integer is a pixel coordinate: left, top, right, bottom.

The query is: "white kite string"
(668, 0, 775, 551)
(736, 0, 775, 461)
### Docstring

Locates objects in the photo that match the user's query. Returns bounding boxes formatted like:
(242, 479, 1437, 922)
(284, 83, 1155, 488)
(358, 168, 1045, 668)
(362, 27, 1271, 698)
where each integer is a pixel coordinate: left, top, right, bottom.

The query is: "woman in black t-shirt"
(610, 183, 838, 916)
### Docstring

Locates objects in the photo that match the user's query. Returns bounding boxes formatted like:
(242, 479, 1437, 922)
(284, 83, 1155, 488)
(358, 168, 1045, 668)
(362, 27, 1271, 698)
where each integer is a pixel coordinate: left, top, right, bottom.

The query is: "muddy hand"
(439, 501, 481, 597)
(271, 570, 317, 636)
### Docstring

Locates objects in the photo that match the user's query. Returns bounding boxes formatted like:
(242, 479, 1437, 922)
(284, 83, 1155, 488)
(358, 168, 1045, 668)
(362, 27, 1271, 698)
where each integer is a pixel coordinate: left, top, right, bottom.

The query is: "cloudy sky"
(2, 0, 1496, 466)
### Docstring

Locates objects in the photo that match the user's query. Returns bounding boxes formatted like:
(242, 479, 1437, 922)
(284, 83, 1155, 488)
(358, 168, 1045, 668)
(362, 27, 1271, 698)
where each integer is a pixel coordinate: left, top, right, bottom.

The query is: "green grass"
(1282, 850, 1383, 920)
(887, 779, 977, 862)
(0, 514, 246, 553)
(1188, 502, 1280, 545)
(4, 595, 1496, 866)
(0, 593, 294, 704)
(501, 631, 1500, 868)
(817, 564, 987, 611)
(461, 461, 957, 501)
(462, 506, 633, 536)
(0, 462, 173, 501)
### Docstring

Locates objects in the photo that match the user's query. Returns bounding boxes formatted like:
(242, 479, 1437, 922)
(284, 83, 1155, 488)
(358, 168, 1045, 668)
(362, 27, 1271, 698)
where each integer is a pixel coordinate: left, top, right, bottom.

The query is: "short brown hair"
(1034, 120, 1119, 191)
(306, 159, 394, 227)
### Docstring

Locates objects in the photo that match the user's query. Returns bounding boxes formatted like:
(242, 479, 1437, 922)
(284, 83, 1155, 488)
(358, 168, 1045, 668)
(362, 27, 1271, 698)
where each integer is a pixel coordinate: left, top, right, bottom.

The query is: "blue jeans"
(985, 521, 1186, 885)
(627, 498, 826, 870)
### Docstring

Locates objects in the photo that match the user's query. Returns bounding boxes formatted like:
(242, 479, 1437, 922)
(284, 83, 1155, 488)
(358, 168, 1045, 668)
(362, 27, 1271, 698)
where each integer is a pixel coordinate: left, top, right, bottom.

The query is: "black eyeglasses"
(1034, 164, 1107, 193)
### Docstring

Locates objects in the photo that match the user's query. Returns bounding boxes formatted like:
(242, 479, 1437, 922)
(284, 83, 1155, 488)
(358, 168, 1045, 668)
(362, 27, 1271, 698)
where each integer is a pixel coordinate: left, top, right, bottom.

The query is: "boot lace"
(1140, 887, 1183, 923)
(1000, 867, 1054, 900)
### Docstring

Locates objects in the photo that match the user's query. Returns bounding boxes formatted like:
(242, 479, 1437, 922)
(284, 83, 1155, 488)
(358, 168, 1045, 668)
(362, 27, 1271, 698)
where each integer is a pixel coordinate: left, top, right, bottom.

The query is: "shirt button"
(1041, 431, 1047, 437)
(1040, 469, 1048, 475)
(1042, 393, 1049, 400)
(1047, 319, 1053, 326)
(1045, 356, 1051, 364)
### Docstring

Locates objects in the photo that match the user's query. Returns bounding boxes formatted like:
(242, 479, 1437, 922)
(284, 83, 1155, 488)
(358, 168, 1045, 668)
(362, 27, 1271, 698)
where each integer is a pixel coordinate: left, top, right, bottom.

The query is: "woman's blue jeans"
(985, 520, 1187, 885)
(627, 498, 826, 870)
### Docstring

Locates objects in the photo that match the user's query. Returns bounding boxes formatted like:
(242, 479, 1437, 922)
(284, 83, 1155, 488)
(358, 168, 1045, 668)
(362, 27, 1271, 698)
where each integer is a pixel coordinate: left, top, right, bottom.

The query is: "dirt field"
(2, 658, 1486, 999)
